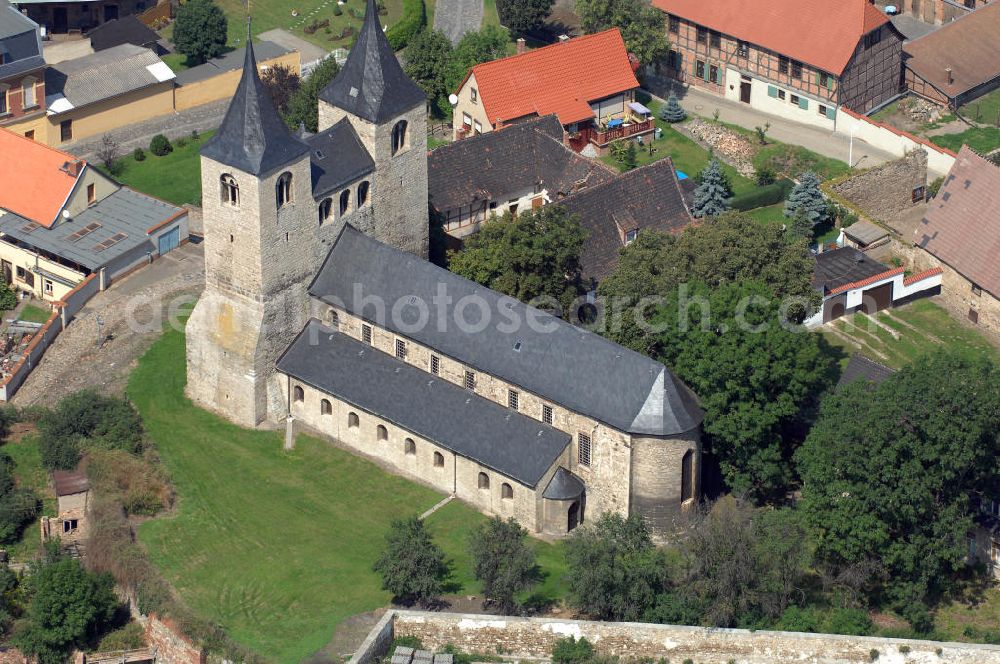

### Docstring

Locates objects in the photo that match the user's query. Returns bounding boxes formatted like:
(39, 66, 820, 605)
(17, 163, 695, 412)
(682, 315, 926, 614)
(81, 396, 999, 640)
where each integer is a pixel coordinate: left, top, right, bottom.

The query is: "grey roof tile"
(277, 320, 570, 487)
(306, 119, 375, 198)
(0, 187, 184, 271)
(44, 43, 171, 110)
(308, 225, 703, 436)
(201, 32, 310, 176)
(812, 246, 890, 294)
(542, 467, 585, 500)
(318, 0, 425, 123)
(87, 15, 160, 51)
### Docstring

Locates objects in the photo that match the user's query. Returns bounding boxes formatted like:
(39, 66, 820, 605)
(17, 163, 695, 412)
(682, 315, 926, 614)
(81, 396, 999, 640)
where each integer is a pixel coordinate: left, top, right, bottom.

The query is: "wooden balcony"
(585, 118, 655, 147)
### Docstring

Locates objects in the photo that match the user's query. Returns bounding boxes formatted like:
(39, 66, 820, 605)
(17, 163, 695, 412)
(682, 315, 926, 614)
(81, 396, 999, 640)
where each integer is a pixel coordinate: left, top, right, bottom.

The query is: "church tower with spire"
(318, 0, 428, 257)
(186, 25, 317, 426)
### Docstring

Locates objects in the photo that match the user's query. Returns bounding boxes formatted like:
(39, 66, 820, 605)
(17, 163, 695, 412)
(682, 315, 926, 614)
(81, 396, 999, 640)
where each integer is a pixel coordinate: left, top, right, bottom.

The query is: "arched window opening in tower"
(391, 120, 408, 155)
(221, 174, 239, 207)
(276, 172, 293, 209)
(357, 181, 370, 208)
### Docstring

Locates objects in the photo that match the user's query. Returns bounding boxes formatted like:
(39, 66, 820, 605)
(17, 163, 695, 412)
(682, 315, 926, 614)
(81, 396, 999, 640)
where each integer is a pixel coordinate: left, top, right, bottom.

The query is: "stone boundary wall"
(352, 610, 1000, 664)
(837, 109, 956, 177)
(132, 613, 205, 664)
(831, 150, 928, 224)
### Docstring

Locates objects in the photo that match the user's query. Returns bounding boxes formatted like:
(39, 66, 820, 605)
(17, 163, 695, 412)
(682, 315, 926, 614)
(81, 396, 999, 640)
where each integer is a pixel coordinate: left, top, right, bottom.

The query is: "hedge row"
(386, 0, 426, 50)
(731, 178, 794, 211)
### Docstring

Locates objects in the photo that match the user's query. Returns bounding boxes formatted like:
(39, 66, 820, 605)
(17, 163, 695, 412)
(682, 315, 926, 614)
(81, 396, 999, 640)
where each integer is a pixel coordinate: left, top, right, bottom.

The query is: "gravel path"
(63, 100, 230, 161)
(11, 243, 205, 406)
(433, 0, 484, 44)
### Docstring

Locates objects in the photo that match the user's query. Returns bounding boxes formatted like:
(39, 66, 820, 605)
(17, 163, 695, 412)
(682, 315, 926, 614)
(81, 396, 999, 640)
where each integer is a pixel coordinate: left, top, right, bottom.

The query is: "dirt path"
(11, 243, 204, 406)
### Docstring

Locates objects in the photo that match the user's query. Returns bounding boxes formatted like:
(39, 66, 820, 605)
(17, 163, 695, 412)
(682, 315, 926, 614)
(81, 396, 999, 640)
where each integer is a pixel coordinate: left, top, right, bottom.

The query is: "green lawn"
(601, 123, 756, 196)
(960, 88, 1000, 127)
(3, 431, 56, 562)
(17, 303, 52, 324)
(931, 126, 1000, 155)
(821, 299, 999, 371)
(744, 203, 786, 227)
(110, 131, 214, 206)
(131, 319, 566, 663)
(754, 143, 850, 182)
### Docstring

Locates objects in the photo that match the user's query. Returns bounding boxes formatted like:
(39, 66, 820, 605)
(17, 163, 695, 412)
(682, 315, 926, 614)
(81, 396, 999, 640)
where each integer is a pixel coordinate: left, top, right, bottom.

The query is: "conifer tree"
(789, 207, 814, 240)
(659, 94, 686, 123)
(690, 159, 731, 218)
(784, 171, 828, 225)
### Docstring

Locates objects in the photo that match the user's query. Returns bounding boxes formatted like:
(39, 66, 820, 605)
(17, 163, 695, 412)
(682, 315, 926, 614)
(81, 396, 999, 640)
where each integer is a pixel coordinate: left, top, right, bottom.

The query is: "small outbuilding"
(41, 468, 91, 545)
(839, 220, 890, 252)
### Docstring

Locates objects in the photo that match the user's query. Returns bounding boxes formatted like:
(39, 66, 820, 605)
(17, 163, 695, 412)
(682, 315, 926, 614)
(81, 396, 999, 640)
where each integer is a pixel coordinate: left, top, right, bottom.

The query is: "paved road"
(65, 99, 229, 161)
(259, 28, 330, 65)
(646, 77, 899, 170)
(433, 0, 483, 44)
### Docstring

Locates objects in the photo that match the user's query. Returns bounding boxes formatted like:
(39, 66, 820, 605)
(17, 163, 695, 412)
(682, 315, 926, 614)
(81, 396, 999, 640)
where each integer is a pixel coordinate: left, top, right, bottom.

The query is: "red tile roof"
(0, 128, 85, 228)
(916, 146, 1000, 298)
(904, 2, 1000, 98)
(463, 29, 639, 127)
(828, 267, 903, 296)
(903, 267, 943, 286)
(652, 0, 890, 75)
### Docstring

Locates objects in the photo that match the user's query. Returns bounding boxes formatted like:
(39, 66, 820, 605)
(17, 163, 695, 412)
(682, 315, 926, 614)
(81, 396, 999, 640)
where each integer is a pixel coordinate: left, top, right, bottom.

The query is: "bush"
(823, 607, 873, 636)
(0, 283, 16, 311)
(774, 605, 821, 633)
(96, 623, 145, 652)
(133, 147, 146, 161)
(38, 391, 144, 471)
(333, 5, 343, 15)
(755, 166, 776, 187)
(552, 636, 595, 664)
(175, 136, 188, 148)
(149, 134, 173, 156)
(927, 175, 944, 198)
(386, 0, 426, 50)
(730, 178, 794, 211)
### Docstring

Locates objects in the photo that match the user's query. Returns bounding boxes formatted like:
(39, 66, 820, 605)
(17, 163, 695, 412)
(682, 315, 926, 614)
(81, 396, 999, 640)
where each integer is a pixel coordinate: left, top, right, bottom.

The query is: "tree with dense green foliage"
(551, 636, 596, 664)
(13, 558, 118, 664)
(38, 390, 144, 471)
(0, 564, 18, 635)
(677, 498, 811, 627)
(0, 284, 16, 311)
(284, 56, 341, 133)
(650, 281, 838, 500)
(659, 94, 686, 123)
(445, 25, 511, 94)
(564, 513, 667, 621)
(261, 63, 301, 116)
(403, 30, 454, 118)
(690, 159, 731, 218)
(448, 205, 587, 312)
(386, 0, 427, 50)
(783, 171, 828, 226)
(789, 206, 814, 240)
(575, 0, 668, 65)
(469, 517, 537, 614)
(795, 350, 1000, 630)
(149, 134, 172, 157)
(497, 0, 555, 32)
(372, 517, 447, 606)
(596, 212, 819, 356)
(172, 0, 227, 66)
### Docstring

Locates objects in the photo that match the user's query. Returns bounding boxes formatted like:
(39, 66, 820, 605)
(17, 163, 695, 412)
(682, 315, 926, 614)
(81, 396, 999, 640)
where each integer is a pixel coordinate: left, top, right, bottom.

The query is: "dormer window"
(625, 229, 638, 245)
(221, 174, 239, 207)
(276, 172, 293, 209)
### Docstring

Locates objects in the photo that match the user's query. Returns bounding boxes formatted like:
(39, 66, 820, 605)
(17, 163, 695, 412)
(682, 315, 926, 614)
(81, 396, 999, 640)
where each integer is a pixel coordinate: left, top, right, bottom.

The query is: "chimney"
(558, 34, 570, 42)
(60, 160, 83, 178)
(946, 67, 953, 85)
(516, 37, 526, 54)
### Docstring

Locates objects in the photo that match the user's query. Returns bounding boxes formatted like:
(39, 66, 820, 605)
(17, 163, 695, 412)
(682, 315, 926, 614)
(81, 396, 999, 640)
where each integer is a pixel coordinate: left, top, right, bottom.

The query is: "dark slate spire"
(201, 21, 309, 175)
(318, 0, 425, 124)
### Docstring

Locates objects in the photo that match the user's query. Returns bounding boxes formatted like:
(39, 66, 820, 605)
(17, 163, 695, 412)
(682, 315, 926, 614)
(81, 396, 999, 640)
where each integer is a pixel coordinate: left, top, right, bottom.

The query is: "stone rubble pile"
(898, 96, 941, 124)
(686, 119, 757, 177)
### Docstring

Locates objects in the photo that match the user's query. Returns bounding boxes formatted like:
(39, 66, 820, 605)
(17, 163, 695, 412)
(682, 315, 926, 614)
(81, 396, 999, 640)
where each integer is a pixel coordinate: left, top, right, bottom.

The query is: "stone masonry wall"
(141, 614, 205, 664)
(307, 303, 647, 528)
(832, 150, 928, 224)
(368, 611, 1000, 664)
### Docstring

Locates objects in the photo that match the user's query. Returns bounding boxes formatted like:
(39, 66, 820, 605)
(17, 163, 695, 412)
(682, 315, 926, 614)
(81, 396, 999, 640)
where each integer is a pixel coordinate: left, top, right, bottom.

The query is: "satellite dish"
(448, 93, 459, 106)
(62, 209, 71, 220)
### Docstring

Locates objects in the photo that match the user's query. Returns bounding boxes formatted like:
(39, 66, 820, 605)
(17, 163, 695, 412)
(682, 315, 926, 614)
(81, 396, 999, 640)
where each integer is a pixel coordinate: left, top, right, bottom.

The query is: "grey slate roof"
(201, 32, 310, 176)
(812, 247, 890, 294)
(842, 220, 889, 246)
(0, 186, 184, 271)
(277, 320, 571, 487)
(309, 225, 704, 436)
(44, 43, 171, 111)
(0, 2, 45, 80)
(558, 157, 694, 283)
(306, 119, 375, 198)
(318, 0, 425, 124)
(542, 467, 585, 500)
(836, 353, 895, 389)
(87, 15, 161, 52)
(428, 115, 615, 213)
(173, 40, 293, 85)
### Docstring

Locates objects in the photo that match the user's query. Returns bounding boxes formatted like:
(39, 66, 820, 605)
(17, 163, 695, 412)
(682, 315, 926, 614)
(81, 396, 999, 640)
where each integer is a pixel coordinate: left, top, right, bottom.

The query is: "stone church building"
(186, 0, 703, 537)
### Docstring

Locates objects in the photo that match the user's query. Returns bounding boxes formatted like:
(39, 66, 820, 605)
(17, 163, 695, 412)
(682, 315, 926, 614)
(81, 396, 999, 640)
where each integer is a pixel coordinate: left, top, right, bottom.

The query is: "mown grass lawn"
(130, 320, 566, 663)
(960, 88, 1000, 127)
(820, 298, 999, 371)
(110, 131, 215, 207)
(17, 303, 52, 324)
(931, 126, 1000, 155)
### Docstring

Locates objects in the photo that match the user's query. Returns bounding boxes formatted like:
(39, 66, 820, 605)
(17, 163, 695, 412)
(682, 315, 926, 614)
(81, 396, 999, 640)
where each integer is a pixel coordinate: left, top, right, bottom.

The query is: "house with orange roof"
(451, 29, 651, 154)
(0, 127, 188, 301)
(653, 0, 905, 129)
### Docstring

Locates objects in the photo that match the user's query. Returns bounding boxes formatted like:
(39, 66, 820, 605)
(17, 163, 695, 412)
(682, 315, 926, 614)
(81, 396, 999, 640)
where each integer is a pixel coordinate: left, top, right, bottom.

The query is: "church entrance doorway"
(568, 501, 581, 532)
